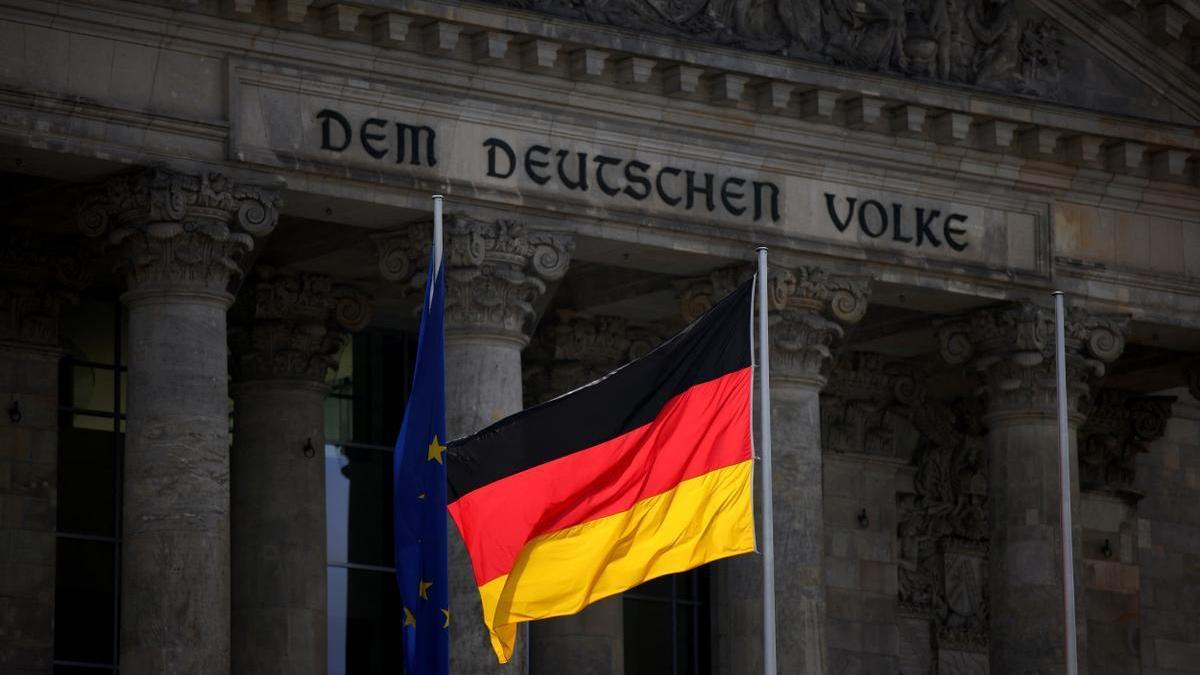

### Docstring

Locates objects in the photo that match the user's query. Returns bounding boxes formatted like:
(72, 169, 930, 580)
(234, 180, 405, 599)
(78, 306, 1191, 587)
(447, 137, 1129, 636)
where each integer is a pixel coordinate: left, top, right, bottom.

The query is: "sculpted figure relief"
(491, 0, 1063, 96)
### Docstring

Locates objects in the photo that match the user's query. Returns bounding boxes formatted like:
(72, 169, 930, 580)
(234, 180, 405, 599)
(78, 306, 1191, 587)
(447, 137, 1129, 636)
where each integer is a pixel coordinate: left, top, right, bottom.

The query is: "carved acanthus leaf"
(936, 301, 1128, 419)
(229, 269, 372, 383)
(821, 352, 925, 459)
(1079, 388, 1174, 494)
(77, 168, 281, 296)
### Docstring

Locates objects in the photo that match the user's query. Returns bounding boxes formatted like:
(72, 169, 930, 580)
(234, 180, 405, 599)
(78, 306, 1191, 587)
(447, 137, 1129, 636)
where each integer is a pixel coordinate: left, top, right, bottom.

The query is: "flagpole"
(1053, 290, 1079, 675)
(432, 195, 444, 277)
(756, 247, 777, 675)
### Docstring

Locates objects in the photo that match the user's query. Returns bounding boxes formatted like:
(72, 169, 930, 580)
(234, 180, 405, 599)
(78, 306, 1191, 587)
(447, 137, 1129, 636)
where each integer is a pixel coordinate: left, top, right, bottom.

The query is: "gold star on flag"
(441, 608, 451, 628)
(427, 435, 447, 463)
(419, 579, 433, 600)
(403, 607, 416, 628)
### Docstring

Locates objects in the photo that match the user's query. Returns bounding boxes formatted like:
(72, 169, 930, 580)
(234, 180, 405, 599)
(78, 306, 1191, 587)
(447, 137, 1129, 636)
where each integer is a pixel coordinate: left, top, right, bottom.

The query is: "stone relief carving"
(0, 227, 92, 347)
(937, 301, 1126, 418)
(491, 0, 1063, 96)
(229, 269, 372, 383)
(821, 351, 923, 460)
(77, 168, 281, 296)
(681, 264, 869, 387)
(523, 311, 668, 404)
(898, 398, 990, 671)
(1078, 387, 1174, 496)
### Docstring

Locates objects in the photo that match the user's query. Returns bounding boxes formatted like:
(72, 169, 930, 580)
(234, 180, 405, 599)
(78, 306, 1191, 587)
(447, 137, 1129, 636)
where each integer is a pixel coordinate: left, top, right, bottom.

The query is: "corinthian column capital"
(77, 167, 281, 305)
(0, 228, 93, 349)
(681, 264, 869, 388)
(524, 312, 666, 404)
(229, 269, 371, 386)
(1079, 388, 1174, 497)
(937, 301, 1128, 425)
(442, 215, 573, 345)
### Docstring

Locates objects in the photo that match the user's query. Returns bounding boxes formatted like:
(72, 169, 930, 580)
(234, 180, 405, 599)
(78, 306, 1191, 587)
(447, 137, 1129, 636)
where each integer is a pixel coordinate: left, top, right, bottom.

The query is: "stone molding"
(937, 301, 1127, 424)
(77, 167, 281, 302)
(523, 311, 667, 404)
(1079, 387, 1175, 497)
(821, 352, 924, 459)
(189, 0, 1200, 186)
(1189, 365, 1200, 403)
(682, 264, 868, 388)
(229, 268, 372, 384)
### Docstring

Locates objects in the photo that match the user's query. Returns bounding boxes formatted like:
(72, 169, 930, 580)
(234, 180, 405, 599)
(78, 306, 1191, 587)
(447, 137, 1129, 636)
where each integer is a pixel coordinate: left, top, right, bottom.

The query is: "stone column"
(938, 302, 1127, 675)
(78, 168, 280, 674)
(1077, 388, 1173, 675)
(522, 312, 665, 675)
(0, 230, 85, 675)
(227, 270, 371, 675)
(379, 216, 572, 674)
(689, 266, 868, 675)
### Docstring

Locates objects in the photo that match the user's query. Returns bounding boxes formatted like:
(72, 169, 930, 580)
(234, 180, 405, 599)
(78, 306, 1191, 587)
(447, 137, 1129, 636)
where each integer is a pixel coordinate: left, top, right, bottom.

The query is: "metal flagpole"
(432, 195, 444, 281)
(1053, 290, 1080, 675)
(756, 247, 777, 675)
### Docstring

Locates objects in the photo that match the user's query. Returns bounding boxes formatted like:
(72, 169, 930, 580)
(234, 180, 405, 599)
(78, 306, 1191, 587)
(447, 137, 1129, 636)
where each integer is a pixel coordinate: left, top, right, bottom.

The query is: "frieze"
(485, 0, 1064, 98)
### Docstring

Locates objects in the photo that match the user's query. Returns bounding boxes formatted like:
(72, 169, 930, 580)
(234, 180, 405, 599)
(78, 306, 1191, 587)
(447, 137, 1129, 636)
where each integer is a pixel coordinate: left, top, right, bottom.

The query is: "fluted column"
(228, 270, 370, 675)
(689, 265, 868, 675)
(79, 168, 280, 674)
(0, 230, 87, 675)
(379, 216, 573, 674)
(522, 313, 665, 674)
(938, 302, 1126, 675)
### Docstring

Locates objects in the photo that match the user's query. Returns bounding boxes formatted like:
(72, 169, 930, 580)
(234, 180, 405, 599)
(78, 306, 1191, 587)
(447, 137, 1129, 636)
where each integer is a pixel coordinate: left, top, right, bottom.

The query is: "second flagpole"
(756, 247, 777, 675)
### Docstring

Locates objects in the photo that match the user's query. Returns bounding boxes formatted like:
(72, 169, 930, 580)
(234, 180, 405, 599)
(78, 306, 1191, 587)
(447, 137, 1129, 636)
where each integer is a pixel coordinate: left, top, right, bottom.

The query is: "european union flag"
(393, 245, 449, 675)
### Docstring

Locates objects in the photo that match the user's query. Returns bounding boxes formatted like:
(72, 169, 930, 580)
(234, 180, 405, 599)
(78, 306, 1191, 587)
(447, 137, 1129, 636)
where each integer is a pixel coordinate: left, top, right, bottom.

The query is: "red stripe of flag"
(448, 366, 752, 586)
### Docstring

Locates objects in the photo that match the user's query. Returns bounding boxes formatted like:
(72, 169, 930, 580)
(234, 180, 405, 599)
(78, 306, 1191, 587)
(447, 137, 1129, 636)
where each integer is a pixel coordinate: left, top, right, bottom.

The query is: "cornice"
(4, 0, 1198, 191)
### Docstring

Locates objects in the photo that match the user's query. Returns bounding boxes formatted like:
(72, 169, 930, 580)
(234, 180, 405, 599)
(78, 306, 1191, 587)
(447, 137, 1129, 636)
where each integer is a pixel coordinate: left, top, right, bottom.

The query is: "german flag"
(446, 279, 756, 662)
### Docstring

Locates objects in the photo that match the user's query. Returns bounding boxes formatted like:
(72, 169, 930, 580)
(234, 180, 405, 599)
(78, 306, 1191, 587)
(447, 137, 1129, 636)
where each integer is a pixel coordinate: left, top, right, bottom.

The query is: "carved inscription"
(484, 137, 781, 223)
(316, 109, 437, 167)
(824, 192, 969, 251)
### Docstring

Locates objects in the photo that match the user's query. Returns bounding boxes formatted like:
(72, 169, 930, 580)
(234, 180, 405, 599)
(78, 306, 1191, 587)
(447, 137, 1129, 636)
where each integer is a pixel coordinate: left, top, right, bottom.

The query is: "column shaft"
(986, 417, 1085, 674)
(121, 296, 232, 673)
(231, 382, 328, 675)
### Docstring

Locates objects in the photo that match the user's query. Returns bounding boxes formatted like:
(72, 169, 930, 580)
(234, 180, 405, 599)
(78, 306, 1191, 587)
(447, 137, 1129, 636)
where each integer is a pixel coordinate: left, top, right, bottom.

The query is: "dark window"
(326, 329, 417, 675)
(55, 299, 125, 673)
(624, 569, 710, 675)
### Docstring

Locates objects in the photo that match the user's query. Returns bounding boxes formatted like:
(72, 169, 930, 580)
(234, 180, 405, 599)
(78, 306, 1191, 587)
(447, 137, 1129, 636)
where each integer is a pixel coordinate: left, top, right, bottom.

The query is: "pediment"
(481, 0, 1200, 123)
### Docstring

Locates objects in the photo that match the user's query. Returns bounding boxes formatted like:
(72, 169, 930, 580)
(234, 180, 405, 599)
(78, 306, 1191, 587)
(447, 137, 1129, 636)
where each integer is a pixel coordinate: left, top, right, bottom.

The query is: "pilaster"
(0, 228, 87, 675)
(937, 301, 1128, 675)
(1077, 388, 1174, 675)
(228, 269, 371, 675)
(79, 167, 280, 675)
(692, 264, 868, 675)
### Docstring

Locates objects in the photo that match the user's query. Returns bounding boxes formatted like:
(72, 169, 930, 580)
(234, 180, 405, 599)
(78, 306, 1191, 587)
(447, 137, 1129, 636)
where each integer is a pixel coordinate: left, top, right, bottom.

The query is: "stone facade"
(0, 0, 1197, 673)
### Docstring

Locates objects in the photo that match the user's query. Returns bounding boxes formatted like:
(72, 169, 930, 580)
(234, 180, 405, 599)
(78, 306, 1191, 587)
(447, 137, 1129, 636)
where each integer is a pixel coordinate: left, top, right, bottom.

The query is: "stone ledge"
(110, 0, 1200, 188)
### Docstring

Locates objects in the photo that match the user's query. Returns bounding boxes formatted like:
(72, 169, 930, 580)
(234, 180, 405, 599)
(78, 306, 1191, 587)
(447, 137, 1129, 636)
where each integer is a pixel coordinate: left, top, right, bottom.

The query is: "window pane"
(624, 597, 674, 675)
(326, 444, 394, 567)
(69, 365, 117, 414)
(59, 301, 115, 365)
(628, 574, 674, 600)
(54, 538, 116, 665)
(327, 567, 402, 675)
(57, 428, 119, 537)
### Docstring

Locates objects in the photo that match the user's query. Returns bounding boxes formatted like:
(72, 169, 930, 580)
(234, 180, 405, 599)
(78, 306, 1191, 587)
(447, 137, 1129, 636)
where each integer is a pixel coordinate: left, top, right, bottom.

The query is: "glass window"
(55, 298, 124, 673)
(624, 569, 710, 675)
(326, 330, 416, 675)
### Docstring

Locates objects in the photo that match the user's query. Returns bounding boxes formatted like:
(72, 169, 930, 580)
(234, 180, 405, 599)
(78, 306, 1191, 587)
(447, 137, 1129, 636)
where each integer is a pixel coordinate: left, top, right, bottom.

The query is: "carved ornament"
(488, 0, 1064, 97)
(821, 352, 924, 459)
(77, 168, 281, 300)
(937, 301, 1126, 422)
(0, 228, 92, 348)
(1079, 388, 1174, 497)
(524, 312, 667, 404)
(229, 269, 372, 384)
